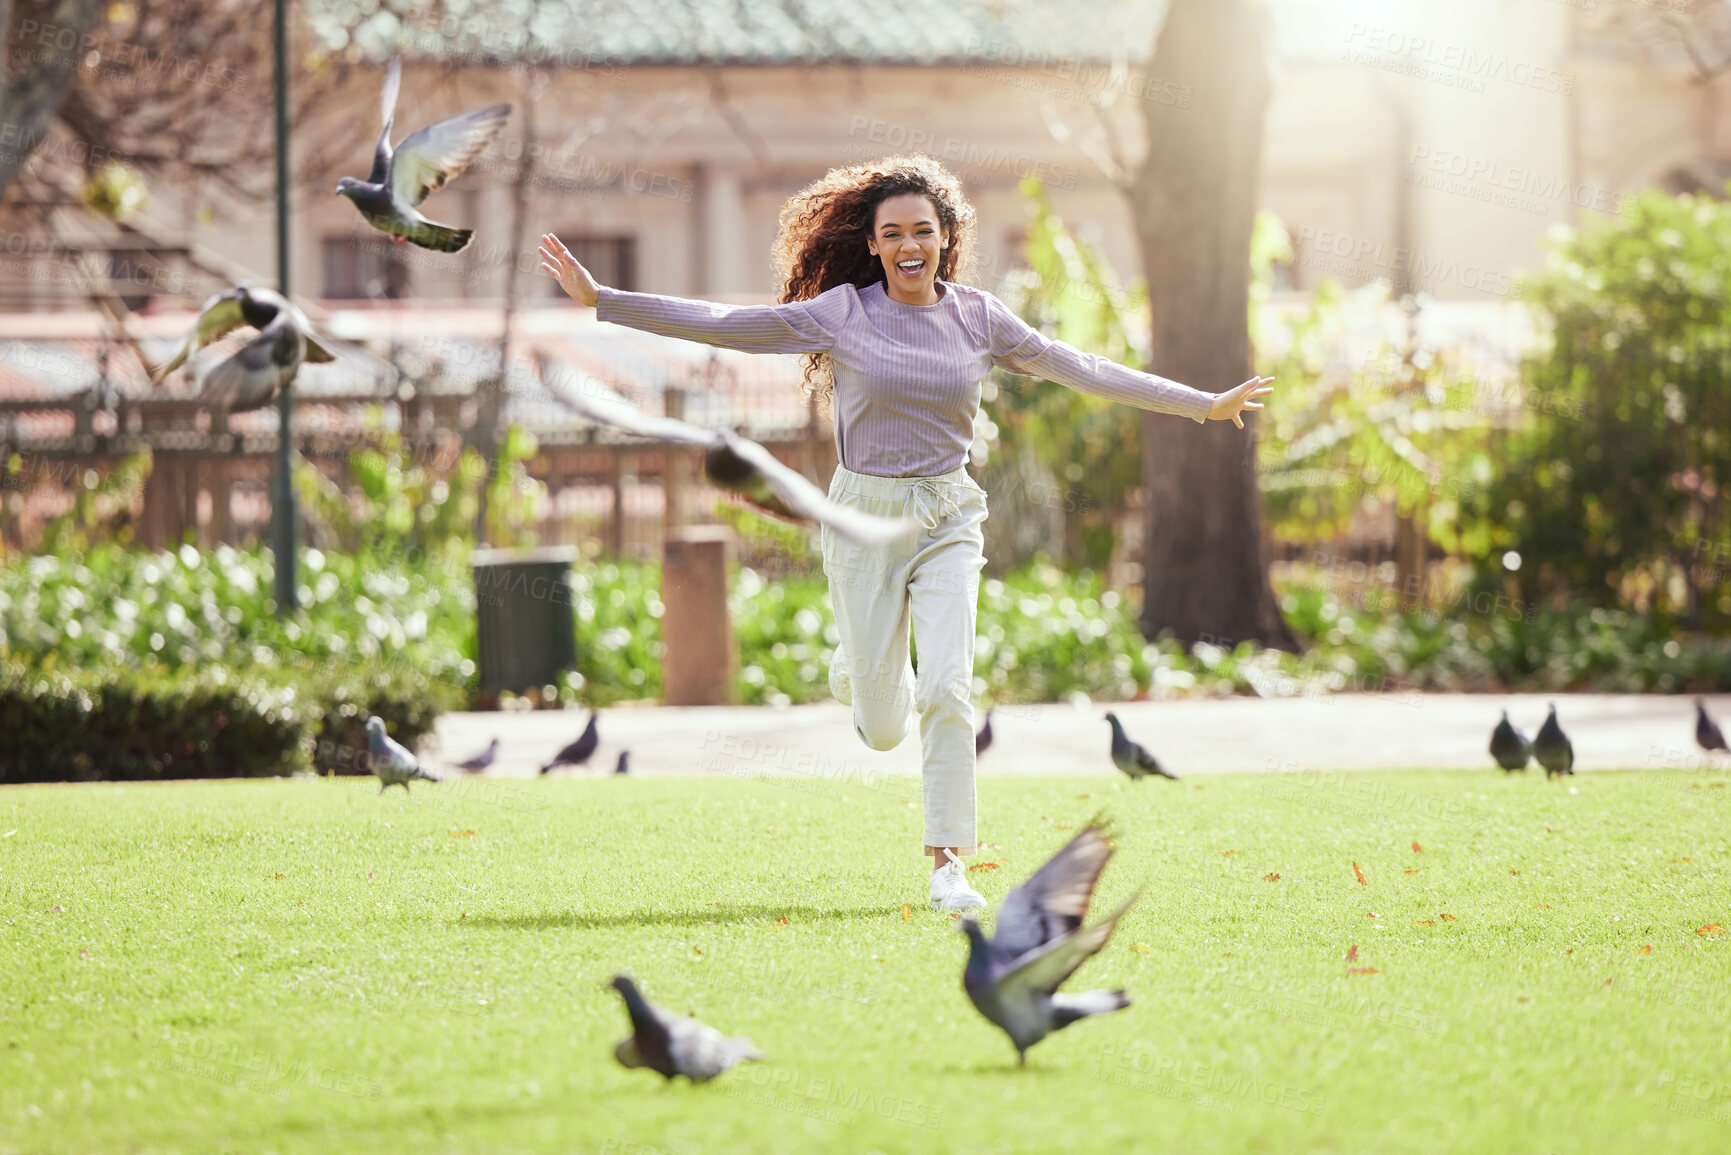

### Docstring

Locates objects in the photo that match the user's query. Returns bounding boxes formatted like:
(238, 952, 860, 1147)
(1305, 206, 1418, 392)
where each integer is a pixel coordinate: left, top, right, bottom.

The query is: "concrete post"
(661, 524, 735, 706)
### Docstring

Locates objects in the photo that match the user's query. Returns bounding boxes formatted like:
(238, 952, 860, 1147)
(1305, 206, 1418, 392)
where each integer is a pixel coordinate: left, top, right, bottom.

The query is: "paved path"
(427, 693, 1731, 781)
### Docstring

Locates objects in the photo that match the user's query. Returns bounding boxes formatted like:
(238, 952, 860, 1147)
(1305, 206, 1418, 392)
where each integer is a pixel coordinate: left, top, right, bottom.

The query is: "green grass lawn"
(4, 766, 1731, 1154)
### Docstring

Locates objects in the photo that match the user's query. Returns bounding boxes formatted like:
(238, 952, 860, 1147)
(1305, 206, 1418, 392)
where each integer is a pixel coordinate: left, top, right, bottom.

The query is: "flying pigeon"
(975, 708, 994, 756)
(957, 821, 1138, 1066)
(1489, 711, 1531, 772)
(1105, 713, 1176, 781)
(1697, 699, 1728, 754)
(1533, 703, 1574, 778)
(334, 56, 511, 252)
(149, 285, 336, 412)
(542, 378, 920, 546)
(449, 737, 499, 774)
(365, 716, 441, 793)
(540, 711, 599, 775)
(613, 750, 631, 775)
(609, 975, 765, 1082)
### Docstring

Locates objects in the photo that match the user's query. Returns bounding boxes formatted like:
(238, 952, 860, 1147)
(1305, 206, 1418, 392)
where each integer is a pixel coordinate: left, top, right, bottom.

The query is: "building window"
(547, 234, 635, 296)
(322, 236, 410, 300)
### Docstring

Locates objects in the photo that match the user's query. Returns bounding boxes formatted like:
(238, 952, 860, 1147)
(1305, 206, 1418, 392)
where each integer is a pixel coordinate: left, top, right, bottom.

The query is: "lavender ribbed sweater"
(595, 278, 1213, 478)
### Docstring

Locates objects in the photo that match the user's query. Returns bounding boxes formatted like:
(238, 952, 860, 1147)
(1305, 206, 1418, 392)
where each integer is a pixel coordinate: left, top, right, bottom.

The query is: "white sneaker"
(930, 850, 987, 912)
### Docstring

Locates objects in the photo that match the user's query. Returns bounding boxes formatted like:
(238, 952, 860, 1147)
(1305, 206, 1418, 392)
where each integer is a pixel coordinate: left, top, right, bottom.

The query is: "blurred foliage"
(486, 425, 548, 550)
(14, 447, 152, 556)
(1252, 220, 1495, 552)
(294, 416, 480, 563)
(983, 178, 1149, 569)
(568, 559, 664, 706)
(1475, 189, 1731, 625)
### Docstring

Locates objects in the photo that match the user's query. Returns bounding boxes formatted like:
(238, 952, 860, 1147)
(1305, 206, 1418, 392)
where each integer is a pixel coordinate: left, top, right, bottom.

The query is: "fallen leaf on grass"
(967, 862, 1001, 872)
(79, 950, 91, 959)
(1264, 873, 1281, 882)
(459, 913, 466, 920)
(900, 904, 912, 922)
(450, 830, 474, 838)
(1674, 857, 1692, 863)
(690, 946, 705, 958)
(1712, 783, 1726, 790)
(273, 873, 284, 879)
(1510, 870, 1520, 876)
(775, 916, 789, 926)
(949, 912, 961, 920)
(1413, 919, 1435, 926)
(366, 872, 373, 881)
(1353, 862, 1367, 885)
(1606, 978, 1614, 985)
(1412, 842, 1423, 853)
(1222, 850, 1241, 857)
(1348, 967, 1379, 976)
(1697, 923, 1725, 937)
(1366, 912, 1380, 919)
(1131, 944, 1153, 954)
(1345, 944, 1359, 962)
(1440, 913, 1458, 922)
(1054, 825, 1073, 831)
(1404, 869, 1421, 876)
(1076, 794, 1091, 799)
(1640, 945, 1653, 954)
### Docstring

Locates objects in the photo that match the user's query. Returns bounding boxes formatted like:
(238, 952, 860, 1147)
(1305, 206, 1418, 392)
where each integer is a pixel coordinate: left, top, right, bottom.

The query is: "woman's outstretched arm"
(539, 232, 848, 355)
(984, 291, 1271, 427)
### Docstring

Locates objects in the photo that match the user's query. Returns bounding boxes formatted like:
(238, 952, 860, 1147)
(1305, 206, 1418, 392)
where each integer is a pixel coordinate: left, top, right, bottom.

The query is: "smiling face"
(866, 193, 949, 303)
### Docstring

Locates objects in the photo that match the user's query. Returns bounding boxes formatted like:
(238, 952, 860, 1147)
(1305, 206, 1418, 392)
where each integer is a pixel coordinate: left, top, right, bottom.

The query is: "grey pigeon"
(609, 975, 765, 1082)
(450, 737, 499, 774)
(1489, 711, 1531, 772)
(335, 56, 511, 252)
(542, 378, 920, 546)
(1533, 703, 1574, 778)
(1105, 713, 1176, 781)
(975, 708, 994, 756)
(1697, 699, 1728, 753)
(613, 750, 631, 775)
(365, 716, 440, 793)
(541, 711, 599, 775)
(958, 821, 1137, 1066)
(149, 285, 335, 413)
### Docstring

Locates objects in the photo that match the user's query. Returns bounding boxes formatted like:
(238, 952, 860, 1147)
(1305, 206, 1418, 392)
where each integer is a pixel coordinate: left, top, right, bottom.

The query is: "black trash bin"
(470, 546, 579, 704)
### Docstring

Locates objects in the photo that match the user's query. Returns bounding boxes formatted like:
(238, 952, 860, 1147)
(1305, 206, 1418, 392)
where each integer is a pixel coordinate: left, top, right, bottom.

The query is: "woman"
(540, 154, 1271, 912)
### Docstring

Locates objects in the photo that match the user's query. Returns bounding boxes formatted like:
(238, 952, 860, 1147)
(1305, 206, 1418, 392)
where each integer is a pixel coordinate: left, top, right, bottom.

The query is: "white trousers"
(820, 463, 988, 855)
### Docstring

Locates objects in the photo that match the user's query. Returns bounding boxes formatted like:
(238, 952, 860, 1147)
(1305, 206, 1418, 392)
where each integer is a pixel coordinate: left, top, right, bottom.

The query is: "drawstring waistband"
(906, 478, 962, 530)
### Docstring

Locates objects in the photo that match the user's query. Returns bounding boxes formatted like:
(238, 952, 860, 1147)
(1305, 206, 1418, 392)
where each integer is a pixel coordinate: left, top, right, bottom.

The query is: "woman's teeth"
(897, 259, 925, 274)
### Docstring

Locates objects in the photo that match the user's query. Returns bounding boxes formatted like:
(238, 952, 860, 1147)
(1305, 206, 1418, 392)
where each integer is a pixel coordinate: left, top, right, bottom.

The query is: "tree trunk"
(1132, 0, 1295, 651)
(0, 0, 107, 197)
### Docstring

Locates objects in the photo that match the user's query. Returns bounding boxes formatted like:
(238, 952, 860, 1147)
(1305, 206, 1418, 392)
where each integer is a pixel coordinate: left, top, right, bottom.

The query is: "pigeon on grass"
(1697, 699, 1728, 754)
(958, 820, 1138, 1067)
(1533, 703, 1574, 778)
(449, 737, 499, 774)
(334, 56, 511, 252)
(365, 716, 441, 793)
(1490, 711, 1532, 772)
(613, 750, 631, 775)
(975, 708, 994, 756)
(149, 286, 335, 413)
(544, 379, 920, 546)
(609, 975, 765, 1082)
(541, 711, 599, 775)
(1105, 713, 1176, 781)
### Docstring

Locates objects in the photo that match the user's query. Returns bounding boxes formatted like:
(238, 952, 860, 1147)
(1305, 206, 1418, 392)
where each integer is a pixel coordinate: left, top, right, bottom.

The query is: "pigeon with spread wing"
(548, 381, 920, 546)
(335, 56, 511, 253)
(958, 820, 1139, 1066)
(148, 285, 335, 413)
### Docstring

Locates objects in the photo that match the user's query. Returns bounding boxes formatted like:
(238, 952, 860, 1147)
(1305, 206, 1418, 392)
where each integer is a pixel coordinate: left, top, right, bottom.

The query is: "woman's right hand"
(539, 233, 600, 307)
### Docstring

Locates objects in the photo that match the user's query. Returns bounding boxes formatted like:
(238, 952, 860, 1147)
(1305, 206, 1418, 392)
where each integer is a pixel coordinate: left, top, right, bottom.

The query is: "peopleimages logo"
(1343, 25, 1574, 96)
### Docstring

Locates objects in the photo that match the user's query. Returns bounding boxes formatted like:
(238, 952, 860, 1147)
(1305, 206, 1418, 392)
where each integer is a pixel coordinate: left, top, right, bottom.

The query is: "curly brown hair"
(771, 154, 978, 399)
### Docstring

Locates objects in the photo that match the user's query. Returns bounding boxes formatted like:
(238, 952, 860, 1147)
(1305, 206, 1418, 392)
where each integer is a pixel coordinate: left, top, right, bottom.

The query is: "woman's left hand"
(1208, 376, 1274, 429)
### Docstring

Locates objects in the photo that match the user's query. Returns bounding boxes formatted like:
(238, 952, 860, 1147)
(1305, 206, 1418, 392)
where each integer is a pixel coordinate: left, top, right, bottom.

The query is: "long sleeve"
(984, 292, 1213, 424)
(594, 282, 854, 355)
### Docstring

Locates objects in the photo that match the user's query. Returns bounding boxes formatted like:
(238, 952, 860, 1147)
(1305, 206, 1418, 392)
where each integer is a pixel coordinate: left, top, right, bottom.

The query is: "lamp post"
(271, 0, 297, 614)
